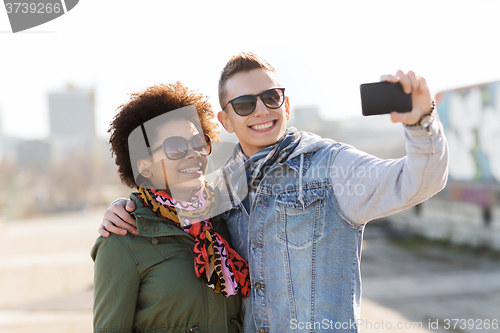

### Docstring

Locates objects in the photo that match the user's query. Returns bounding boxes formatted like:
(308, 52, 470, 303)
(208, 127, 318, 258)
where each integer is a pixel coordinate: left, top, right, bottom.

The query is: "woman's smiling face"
(138, 119, 208, 201)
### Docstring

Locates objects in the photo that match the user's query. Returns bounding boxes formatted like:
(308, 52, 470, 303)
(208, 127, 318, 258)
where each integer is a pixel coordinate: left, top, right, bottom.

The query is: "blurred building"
(0, 86, 130, 218)
(0, 104, 3, 162)
(16, 139, 51, 173)
(48, 85, 96, 161)
(293, 106, 323, 134)
(45, 85, 98, 211)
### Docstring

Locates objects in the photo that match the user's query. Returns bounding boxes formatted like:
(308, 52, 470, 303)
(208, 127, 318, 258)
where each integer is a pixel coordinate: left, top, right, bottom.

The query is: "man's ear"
(285, 96, 291, 120)
(217, 111, 234, 133)
(137, 159, 152, 178)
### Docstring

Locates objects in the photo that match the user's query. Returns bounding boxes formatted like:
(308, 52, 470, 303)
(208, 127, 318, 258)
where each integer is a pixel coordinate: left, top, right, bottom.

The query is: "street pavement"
(360, 222, 500, 333)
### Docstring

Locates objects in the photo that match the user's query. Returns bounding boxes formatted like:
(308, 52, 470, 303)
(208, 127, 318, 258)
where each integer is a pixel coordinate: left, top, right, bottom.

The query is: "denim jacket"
(214, 121, 448, 333)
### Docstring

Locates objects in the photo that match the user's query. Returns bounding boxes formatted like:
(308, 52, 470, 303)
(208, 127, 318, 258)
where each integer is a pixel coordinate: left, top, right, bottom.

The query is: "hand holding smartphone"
(360, 81, 412, 116)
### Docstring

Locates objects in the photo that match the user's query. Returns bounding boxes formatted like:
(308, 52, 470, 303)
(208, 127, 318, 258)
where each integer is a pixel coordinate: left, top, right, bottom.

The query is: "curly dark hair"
(108, 82, 219, 188)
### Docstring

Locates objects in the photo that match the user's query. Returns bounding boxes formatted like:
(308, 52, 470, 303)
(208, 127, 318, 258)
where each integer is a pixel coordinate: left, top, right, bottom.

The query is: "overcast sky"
(1, 0, 499, 139)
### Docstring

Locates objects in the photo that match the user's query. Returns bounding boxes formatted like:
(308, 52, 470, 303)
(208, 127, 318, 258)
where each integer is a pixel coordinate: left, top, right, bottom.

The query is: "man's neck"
(240, 144, 271, 158)
(239, 128, 290, 157)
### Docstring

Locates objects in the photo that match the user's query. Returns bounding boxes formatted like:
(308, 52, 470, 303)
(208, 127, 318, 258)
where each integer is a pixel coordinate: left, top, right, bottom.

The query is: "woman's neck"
(169, 188, 196, 202)
(148, 178, 201, 202)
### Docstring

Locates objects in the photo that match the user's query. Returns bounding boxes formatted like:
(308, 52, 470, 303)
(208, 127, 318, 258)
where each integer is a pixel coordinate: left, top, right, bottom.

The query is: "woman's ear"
(137, 159, 152, 178)
(217, 111, 234, 133)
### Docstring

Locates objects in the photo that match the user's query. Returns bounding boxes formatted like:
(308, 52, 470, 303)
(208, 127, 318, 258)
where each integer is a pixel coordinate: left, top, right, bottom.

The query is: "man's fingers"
(103, 219, 128, 235)
(126, 199, 136, 212)
(407, 70, 419, 91)
(390, 112, 402, 123)
(98, 225, 110, 238)
(110, 203, 137, 227)
(418, 76, 428, 93)
(390, 112, 408, 124)
(386, 70, 431, 125)
(103, 204, 137, 235)
(104, 213, 137, 235)
(396, 70, 412, 94)
(380, 74, 399, 83)
(381, 70, 421, 94)
(390, 111, 418, 125)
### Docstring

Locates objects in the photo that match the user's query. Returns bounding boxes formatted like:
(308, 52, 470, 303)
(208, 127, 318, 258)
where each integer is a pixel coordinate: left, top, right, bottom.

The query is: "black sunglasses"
(150, 133, 211, 161)
(223, 88, 286, 116)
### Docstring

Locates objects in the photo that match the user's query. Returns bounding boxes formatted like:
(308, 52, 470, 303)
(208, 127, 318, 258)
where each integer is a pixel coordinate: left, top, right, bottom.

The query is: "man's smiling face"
(218, 68, 290, 157)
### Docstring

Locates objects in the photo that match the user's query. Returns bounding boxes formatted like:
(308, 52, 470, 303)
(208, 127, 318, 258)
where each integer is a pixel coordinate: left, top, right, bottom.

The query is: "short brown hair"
(218, 51, 276, 108)
(108, 82, 219, 188)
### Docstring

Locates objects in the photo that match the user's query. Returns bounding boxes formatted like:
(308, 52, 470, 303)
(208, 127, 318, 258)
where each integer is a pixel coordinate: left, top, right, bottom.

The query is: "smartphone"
(360, 81, 412, 116)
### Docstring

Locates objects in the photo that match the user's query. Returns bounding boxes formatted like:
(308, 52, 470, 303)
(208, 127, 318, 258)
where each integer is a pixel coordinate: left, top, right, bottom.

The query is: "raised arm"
(332, 71, 448, 224)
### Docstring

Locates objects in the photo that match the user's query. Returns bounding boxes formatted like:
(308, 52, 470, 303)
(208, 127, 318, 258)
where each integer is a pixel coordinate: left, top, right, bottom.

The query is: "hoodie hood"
(288, 129, 336, 159)
(286, 128, 336, 209)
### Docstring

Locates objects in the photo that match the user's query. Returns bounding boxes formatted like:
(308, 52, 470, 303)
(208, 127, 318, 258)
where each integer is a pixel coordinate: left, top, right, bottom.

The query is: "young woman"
(91, 83, 249, 333)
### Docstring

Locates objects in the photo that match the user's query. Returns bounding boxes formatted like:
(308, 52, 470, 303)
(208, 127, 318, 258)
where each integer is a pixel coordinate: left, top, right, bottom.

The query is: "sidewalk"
(360, 223, 500, 333)
(0, 210, 97, 333)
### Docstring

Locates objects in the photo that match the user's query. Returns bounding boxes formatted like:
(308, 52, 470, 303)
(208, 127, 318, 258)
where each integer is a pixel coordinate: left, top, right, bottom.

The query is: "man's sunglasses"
(223, 88, 286, 116)
(150, 133, 211, 161)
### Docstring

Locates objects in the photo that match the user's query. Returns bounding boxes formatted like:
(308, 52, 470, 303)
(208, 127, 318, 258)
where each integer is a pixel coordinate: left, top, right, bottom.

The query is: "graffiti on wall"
(436, 81, 500, 183)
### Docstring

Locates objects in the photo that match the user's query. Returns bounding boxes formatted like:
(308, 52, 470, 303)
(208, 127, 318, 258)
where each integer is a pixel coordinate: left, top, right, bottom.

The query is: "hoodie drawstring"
(298, 153, 305, 210)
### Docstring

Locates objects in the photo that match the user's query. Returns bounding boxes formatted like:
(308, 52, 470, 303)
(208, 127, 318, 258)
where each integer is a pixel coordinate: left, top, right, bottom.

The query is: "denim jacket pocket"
(275, 186, 326, 247)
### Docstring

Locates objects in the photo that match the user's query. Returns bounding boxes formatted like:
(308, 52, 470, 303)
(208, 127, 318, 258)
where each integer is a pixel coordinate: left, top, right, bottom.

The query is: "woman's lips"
(179, 166, 201, 173)
(178, 164, 203, 176)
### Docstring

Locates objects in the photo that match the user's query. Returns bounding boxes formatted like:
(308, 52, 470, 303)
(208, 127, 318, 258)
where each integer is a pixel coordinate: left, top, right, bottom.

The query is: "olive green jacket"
(91, 193, 242, 333)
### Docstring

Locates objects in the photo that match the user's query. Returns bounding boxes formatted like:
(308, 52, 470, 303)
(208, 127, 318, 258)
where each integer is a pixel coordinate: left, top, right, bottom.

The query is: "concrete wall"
(388, 198, 500, 251)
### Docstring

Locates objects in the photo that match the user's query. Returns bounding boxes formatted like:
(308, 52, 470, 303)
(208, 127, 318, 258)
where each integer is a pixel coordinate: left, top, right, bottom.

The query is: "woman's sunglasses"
(223, 88, 285, 116)
(150, 133, 211, 161)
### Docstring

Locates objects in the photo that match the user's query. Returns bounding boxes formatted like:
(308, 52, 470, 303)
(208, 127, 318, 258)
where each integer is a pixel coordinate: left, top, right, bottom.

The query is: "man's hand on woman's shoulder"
(99, 199, 137, 237)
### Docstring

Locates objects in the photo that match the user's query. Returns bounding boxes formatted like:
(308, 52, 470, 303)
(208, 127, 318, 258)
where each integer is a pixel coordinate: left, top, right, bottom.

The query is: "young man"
(100, 52, 448, 332)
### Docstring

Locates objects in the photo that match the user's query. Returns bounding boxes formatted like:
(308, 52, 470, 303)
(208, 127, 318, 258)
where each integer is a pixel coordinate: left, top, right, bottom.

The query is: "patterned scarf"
(235, 128, 301, 211)
(137, 182, 250, 298)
